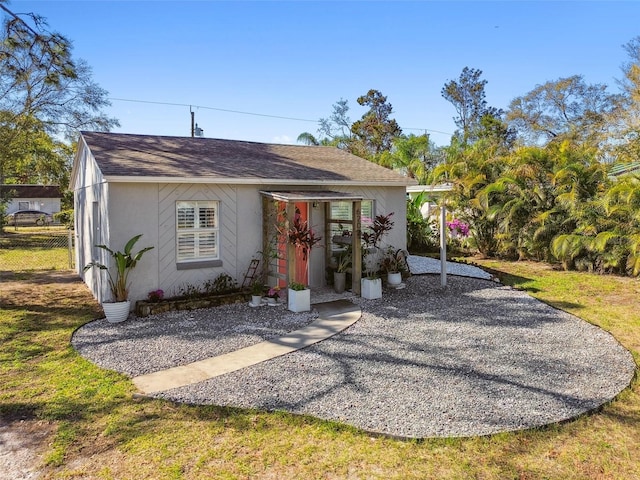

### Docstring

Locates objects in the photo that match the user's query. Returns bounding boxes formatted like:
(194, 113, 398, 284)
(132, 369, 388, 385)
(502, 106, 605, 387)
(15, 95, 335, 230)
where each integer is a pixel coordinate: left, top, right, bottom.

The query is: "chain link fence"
(0, 228, 75, 271)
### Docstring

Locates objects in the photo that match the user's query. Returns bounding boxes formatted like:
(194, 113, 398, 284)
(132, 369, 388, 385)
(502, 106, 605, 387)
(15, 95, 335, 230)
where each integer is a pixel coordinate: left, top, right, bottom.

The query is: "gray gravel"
(407, 254, 494, 279)
(72, 275, 636, 439)
(72, 302, 318, 376)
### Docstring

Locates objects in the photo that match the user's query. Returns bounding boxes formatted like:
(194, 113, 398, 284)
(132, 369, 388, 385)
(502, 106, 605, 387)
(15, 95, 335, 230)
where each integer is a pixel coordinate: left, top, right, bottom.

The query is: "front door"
(276, 202, 309, 286)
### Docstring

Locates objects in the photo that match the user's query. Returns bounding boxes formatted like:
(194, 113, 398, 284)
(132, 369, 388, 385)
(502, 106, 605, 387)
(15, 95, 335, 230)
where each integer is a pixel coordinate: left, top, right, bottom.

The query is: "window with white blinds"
(176, 201, 219, 262)
(329, 200, 374, 235)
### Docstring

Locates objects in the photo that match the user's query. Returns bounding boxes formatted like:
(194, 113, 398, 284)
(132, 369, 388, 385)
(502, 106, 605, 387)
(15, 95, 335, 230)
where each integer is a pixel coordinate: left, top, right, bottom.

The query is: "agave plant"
(84, 234, 154, 302)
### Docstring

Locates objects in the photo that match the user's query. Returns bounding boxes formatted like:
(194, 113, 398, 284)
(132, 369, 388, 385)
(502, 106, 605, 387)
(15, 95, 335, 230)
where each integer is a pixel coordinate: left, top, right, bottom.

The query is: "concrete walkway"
(132, 299, 361, 394)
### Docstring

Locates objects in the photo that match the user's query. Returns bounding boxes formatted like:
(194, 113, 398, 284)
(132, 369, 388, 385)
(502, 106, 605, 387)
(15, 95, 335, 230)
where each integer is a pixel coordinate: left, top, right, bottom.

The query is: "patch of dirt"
(0, 418, 55, 480)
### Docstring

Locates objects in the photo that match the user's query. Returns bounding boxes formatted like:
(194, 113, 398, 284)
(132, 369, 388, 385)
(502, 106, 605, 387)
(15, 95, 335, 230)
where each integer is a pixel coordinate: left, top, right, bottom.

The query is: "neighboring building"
(71, 132, 416, 304)
(1, 184, 62, 215)
(406, 183, 453, 220)
(609, 162, 640, 179)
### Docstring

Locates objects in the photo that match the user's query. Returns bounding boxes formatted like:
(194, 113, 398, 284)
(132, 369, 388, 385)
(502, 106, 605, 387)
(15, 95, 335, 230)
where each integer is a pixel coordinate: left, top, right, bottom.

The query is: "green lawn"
(0, 227, 72, 270)
(0, 260, 638, 479)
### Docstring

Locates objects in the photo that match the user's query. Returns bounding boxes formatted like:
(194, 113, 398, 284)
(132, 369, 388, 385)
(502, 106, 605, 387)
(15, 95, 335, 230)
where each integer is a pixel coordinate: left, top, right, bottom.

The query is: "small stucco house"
(71, 131, 416, 305)
(1, 184, 61, 215)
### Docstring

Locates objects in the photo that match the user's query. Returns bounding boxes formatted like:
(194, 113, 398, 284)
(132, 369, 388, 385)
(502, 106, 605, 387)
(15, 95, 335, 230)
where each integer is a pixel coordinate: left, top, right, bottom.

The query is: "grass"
(0, 227, 72, 270)
(0, 260, 638, 479)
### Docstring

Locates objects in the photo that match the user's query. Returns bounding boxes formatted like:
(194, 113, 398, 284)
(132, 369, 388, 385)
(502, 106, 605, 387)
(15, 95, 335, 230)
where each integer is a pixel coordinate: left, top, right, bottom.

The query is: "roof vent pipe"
(190, 107, 204, 137)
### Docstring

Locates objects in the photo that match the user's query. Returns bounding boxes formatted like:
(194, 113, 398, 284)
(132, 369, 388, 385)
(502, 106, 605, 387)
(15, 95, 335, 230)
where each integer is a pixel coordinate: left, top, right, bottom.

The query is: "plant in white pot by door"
(278, 206, 322, 312)
(84, 234, 154, 323)
(288, 281, 310, 312)
(360, 213, 395, 300)
(380, 246, 408, 287)
(250, 280, 265, 307)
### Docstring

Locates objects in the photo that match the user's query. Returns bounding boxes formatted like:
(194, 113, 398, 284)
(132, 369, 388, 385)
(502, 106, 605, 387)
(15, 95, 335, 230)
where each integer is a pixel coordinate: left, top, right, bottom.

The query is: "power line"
(404, 126, 454, 136)
(109, 97, 453, 136)
(110, 97, 318, 123)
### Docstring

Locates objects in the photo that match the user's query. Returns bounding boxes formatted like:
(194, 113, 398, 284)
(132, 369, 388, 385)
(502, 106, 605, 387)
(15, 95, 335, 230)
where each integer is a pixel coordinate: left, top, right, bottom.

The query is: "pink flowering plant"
(447, 218, 470, 237)
(266, 286, 281, 299)
(148, 289, 164, 302)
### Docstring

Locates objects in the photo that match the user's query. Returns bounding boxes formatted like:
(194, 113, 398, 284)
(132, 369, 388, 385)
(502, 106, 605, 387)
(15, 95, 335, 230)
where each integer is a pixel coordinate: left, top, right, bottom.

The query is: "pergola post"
(261, 196, 270, 284)
(352, 200, 362, 294)
(440, 204, 447, 288)
(286, 201, 296, 287)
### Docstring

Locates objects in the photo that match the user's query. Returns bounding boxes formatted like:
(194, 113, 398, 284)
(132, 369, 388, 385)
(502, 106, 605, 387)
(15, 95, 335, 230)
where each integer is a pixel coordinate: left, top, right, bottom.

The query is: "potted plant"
(278, 207, 322, 306)
(333, 251, 351, 294)
(281, 209, 323, 262)
(84, 234, 154, 323)
(288, 281, 310, 312)
(360, 213, 394, 300)
(250, 280, 265, 307)
(265, 286, 281, 305)
(380, 247, 407, 286)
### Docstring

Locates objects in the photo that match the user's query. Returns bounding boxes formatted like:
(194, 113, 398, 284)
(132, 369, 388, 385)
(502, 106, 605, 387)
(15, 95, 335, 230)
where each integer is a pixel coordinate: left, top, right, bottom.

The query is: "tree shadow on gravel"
(170, 275, 634, 437)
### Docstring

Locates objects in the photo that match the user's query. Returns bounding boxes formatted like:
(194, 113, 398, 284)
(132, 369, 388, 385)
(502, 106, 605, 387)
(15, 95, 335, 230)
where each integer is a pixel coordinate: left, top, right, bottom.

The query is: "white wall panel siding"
(156, 183, 255, 299)
(73, 144, 110, 302)
(5, 198, 61, 215)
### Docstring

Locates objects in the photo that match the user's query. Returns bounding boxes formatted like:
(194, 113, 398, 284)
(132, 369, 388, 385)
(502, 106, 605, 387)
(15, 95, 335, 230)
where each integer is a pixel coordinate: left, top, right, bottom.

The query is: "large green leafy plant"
(84, 234, 154, 302)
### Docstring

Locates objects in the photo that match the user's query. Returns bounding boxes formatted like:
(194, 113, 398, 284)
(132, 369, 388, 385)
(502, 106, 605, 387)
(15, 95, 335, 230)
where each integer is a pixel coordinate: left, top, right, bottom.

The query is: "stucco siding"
(108, 183, 159, 303)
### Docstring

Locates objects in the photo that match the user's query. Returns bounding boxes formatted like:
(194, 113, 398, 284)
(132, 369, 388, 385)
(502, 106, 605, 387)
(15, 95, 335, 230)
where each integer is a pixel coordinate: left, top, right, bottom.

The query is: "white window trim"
(176, 200, 220, 264)
(329, 200, 375, 250)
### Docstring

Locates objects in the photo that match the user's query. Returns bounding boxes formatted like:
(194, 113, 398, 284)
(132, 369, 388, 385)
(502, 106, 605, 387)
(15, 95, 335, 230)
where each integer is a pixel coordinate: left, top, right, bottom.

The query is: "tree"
(506, 75, 620, 148)
(0, 1, 118, 184)
(297, 98, 352, 149)
(349, 89, 402, 160)
(378, 133, 443, 184)
(318, 98, 352, 149)
(442, 67, 500, 144)
(607, 36, 640, 164)
(432, 137, 506, 256)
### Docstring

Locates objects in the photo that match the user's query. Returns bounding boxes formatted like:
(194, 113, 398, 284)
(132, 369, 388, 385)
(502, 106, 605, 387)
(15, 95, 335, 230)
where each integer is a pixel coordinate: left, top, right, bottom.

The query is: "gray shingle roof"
(80, 131, 415, 185)
(0, 184, 61, 198)
(609, 161, 640, 177)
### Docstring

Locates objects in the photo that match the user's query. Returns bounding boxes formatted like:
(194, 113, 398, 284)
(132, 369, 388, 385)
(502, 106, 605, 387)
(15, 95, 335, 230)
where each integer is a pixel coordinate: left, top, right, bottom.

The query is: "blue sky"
(9, 0, 640, 146)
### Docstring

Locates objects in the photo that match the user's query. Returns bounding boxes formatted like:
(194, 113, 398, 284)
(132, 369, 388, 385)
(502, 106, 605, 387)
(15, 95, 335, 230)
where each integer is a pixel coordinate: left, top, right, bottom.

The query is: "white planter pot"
(251, 295, 263, 306)
(361, 278, 382, 299)
(288, 288, 310, 312)
(387, 272, 402, 286)
(102, 300, 131, 323)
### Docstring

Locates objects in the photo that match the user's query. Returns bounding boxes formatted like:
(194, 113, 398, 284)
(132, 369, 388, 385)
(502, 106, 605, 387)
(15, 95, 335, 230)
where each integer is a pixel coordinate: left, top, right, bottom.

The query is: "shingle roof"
(0, 184, 61, 198)
(79, 131, 415, 185)
(609, 162, 640, 177)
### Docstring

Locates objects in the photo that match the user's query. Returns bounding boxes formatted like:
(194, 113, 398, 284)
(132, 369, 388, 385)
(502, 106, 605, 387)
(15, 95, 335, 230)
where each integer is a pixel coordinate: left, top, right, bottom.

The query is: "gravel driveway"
(72, 274, 636, 439)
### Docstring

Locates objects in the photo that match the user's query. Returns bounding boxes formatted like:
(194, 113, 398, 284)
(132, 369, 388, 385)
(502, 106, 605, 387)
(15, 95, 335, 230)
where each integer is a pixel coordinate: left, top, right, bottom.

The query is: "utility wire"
(110, 97, 317, 123)
(109, 97, 453, 136)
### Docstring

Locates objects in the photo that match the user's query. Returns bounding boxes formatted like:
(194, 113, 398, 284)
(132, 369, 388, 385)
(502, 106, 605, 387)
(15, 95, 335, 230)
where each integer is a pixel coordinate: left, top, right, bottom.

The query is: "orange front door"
(276, 202, 309, 286)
